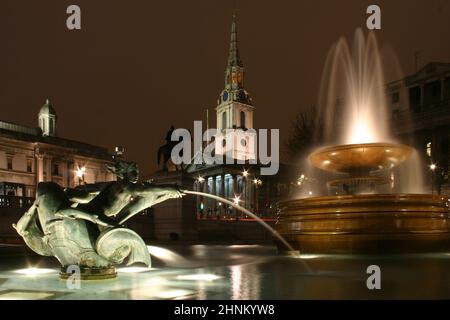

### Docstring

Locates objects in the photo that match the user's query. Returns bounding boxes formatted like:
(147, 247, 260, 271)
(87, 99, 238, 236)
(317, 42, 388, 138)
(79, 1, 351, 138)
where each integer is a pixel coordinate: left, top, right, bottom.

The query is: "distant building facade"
(0, 99, 115, 243)
(147, 15, 297, 243)
(186, 14, 295, 221)
(389, 62, 450, 194)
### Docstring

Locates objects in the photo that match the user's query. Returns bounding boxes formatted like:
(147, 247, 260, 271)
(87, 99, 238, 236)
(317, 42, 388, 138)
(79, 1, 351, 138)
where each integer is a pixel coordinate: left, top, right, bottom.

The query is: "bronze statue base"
(60, 266, 117, 280)
(275, 194, 450, 254)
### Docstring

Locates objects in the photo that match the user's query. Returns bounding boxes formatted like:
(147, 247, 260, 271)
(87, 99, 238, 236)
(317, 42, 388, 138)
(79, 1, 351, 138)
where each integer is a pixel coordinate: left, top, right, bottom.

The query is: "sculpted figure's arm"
(55, 208, 115, 228)
(117, 184, 184, 225)
(12, 202, 38, 237)
(64, 182, 110, 204)
(13, 201, 53, 256)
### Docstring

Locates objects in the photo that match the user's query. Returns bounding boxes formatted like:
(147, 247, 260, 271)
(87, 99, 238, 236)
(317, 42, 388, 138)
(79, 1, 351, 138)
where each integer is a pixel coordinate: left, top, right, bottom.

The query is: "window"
(222, 112, 227, 130)
(7, 157, 12, 170)
(426, 142, 432, 158)
(432, 83, 441, 98)
(424, 80, 441, 105)
(53, 164, 59, 176)
(26, 159, 32, 173)
(391, 92, 400, 104)
(445, 77, 450, 99)
(49, 119, 54, 135)
(409, 86, 421, 112)
(240, 111, 246, 128)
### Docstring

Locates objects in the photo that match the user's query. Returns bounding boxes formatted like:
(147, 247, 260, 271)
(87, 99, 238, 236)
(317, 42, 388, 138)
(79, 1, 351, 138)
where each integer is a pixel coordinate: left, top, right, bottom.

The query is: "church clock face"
(222, 91, 229, 102)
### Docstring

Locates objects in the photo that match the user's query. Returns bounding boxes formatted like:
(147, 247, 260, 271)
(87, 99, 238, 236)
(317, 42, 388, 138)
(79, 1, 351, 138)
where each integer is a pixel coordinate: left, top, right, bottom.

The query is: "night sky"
(1, 0, 450, 175)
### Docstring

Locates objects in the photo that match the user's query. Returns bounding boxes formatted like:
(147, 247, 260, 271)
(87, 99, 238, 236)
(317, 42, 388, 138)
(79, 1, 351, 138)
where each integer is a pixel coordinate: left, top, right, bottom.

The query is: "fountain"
(13, 158, 300, 281)
(275, 29, 450, 254)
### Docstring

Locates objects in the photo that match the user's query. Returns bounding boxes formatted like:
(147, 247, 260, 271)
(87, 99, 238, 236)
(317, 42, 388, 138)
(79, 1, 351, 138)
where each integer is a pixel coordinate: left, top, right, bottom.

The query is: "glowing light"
(176, 274, 221, 281)
(117, 267, 152, 273)
(146, 245, 188, 265)
(299, 254, 321, 259)
(308, 191, 313, 195)
(233, 195, 241, 205)
(430, 164, 437, 171)
(0, 291, 54, 300)
(156, 289, 193, 299)
(197, 176, 205, 183)
(323, 160, 331, 165)
(347, 119, 378, 144)
(242, 170, 249, 177)
(75, 166, 86, 178)
(14, 268, 55, 275)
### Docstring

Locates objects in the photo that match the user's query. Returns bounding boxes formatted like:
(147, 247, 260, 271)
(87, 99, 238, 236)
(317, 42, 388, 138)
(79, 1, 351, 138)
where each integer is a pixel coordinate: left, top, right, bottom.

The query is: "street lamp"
(430, 163, 437, 195)
(75, 166, 86, 185)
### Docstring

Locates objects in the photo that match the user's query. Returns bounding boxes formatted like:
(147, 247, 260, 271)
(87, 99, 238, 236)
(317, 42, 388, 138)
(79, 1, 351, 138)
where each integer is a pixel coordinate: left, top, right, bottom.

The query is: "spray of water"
(182, 190, 294, 252)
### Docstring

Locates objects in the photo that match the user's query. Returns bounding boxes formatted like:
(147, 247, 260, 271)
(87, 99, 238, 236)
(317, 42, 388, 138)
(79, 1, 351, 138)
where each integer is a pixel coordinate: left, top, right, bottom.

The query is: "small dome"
(39, 99, 56, 116)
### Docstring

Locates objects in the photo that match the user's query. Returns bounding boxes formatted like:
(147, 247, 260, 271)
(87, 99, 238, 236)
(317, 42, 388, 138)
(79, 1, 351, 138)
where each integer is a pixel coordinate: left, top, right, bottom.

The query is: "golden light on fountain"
(274, 30, 450, 254)
(309, 143, 413, 174)
(276, 142, 450, 254)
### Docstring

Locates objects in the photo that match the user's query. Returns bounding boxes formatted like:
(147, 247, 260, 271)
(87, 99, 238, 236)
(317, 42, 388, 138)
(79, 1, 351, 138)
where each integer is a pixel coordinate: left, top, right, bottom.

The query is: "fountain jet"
(275, 29, 450, 254)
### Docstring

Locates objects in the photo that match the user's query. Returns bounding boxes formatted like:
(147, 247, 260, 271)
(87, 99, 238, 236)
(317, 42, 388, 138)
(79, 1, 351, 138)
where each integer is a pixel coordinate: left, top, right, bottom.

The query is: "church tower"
(216, 14, 256, 161)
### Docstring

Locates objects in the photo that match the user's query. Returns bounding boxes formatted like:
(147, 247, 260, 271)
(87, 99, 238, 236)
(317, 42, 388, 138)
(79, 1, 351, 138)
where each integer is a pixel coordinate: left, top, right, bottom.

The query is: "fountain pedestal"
(60, 266, 117, 280)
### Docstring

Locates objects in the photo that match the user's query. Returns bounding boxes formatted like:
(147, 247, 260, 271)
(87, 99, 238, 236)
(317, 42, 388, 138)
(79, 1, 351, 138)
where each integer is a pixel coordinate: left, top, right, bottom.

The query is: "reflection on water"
(1, 245, 450, 299)
(231, 264, 261, 300)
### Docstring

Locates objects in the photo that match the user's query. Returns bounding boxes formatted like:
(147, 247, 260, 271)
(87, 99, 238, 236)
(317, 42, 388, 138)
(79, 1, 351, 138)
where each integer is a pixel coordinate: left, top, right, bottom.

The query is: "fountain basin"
(309, 143, 413, 174)
(275, 194, 450, 254)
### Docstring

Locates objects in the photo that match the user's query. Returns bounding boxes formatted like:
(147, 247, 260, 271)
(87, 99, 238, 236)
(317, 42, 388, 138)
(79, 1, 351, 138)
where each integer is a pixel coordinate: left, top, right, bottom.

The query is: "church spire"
(227, 13, 243, 68)
(224, 13, 247, 94)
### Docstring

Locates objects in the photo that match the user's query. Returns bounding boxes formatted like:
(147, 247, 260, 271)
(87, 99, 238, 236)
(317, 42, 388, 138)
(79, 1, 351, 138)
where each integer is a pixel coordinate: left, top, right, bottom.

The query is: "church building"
(185, 14, 294, 221)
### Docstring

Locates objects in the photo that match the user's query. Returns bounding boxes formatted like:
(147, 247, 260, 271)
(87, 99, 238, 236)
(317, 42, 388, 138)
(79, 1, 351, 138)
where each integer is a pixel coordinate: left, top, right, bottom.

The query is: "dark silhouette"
(157, 125, 183, 172)
(286, 106, 324, 158)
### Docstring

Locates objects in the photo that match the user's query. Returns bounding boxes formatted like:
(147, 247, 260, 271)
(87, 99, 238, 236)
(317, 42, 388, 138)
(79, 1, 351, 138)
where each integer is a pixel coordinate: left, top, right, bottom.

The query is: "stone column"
(420, 84, 424, 108)
(62, 161, 68, 188)
(45, 157, 52, 182)
(36, 155, 44, 184)
(211, 176, 216, 217)
(194, 181, 200, 218)
(232, 174, 238, 219)
(220, 175, 225, 218)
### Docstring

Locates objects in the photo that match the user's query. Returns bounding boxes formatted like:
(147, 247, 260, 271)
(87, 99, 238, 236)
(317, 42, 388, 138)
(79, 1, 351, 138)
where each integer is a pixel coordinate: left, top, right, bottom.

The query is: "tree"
(286, 107, 323, 158)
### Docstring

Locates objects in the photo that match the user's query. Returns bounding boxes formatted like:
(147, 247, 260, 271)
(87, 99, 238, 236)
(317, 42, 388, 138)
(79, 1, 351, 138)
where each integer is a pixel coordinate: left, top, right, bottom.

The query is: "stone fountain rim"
(278, 193, 449, 208)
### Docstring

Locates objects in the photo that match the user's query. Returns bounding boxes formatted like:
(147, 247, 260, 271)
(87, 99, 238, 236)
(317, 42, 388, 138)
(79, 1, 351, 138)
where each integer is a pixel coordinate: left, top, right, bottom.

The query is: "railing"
(395, 98, 450, 119)
(0, 195, 34, 209)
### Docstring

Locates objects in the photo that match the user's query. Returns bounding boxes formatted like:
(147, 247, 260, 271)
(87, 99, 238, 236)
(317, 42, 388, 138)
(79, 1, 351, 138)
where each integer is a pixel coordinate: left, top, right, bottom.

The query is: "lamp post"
(430, 163, 437, 195)
(197, 176, 205, 218)
(75, 166, 86, 185)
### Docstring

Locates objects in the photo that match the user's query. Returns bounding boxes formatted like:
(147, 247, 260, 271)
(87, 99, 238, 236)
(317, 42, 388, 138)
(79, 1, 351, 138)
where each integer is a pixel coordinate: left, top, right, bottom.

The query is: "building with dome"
(0, 99, 115, 243)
